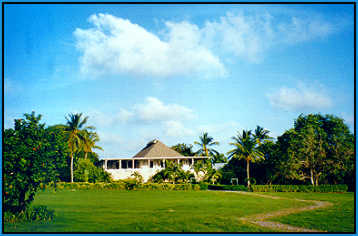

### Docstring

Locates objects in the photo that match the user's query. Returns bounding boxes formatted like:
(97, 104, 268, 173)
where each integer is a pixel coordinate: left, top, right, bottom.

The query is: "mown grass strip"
(4, 189, 308, 232)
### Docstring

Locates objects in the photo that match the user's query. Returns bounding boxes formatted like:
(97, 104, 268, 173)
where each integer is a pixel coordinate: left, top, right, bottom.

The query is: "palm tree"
(193, 159, 212, 182)
(194, 132, 219, 157)
(212, 152, 227, 164)
(253, 125, 272, 145)
(82, 131, 103, 160)
(227, 130, 264, 189)
(209, 169, 222, 184)
(59, 113, 94, 183)
(131, 171, 143, 184)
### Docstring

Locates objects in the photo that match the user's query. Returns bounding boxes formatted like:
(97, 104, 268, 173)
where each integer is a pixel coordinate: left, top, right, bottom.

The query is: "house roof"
(133, 139, 183, 158)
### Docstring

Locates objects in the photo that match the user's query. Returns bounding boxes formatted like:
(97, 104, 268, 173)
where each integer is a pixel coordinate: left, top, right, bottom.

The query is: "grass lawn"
(263, 192, 355, 233)
(4, 190, 354, 232)
(5, 189, 309, 233)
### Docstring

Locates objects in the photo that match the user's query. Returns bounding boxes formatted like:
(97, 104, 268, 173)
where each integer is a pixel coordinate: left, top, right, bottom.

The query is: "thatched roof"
(133, 139, 183, 158)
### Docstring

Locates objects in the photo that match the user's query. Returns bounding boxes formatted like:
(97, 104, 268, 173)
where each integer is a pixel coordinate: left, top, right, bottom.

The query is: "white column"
(192, 158, 194, 166)
(104, 160, 108, 169)
(177, 159, 179, 164)
(132, 159, 134, 169)
(119, 160, 121, 169)
(148, 159, 150, 167)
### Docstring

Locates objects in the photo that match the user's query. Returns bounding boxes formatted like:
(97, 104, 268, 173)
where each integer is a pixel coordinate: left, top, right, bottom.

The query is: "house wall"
(105, 163, 193, 182)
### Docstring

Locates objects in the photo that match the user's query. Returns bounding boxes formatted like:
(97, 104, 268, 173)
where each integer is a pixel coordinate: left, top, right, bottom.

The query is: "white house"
(101, 139, 208, 182)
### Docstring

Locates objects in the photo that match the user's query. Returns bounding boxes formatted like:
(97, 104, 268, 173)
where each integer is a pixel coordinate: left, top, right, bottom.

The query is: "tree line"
(171, 113, 354, 190)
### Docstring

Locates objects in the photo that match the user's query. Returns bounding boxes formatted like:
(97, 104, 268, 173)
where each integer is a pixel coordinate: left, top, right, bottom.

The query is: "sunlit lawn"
(4, 189, 354, 232)
(265, 192, 355, 233)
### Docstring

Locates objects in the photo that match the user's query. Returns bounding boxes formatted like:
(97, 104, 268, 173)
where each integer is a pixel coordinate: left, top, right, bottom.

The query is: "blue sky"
(4, 4, 354, 157)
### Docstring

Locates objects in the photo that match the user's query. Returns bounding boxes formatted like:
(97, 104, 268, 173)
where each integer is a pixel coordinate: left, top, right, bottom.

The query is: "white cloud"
(74, 13, 227, 79)
(201, 11, 337, 63)
(133, 97, 196, 122)
(87, 110, 115, 127)
(267, 83, 332, 111)
(118, 108, 134, 123)
(74, 11, 338, 78)
(278, 16, 335, 44)
(164, 120, 195, 137)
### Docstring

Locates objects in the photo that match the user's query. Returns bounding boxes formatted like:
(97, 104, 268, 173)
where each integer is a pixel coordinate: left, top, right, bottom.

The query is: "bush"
(4, 205, 55, 223)
(251, 184, 348, 193)
(198, 182, 209, 190)
(208, 184, 248, 191)
(74, 159, 111, 183)
(47, 182, 206, 191)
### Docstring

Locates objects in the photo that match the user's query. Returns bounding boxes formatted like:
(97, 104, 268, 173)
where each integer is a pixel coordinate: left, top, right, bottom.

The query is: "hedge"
(208, 184, 248, 191)
(45, 182, 202, 191)
(251, 184, 348, 193)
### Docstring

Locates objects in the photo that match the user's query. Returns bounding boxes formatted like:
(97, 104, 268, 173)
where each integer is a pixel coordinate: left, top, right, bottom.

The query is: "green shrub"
(4, 205, 55, 223)
(198, 182, 209, 190)
(46, 182, 217, 191)
(208, 184, 248, 191)
(251, 184, 348, 193)
(74, 159, 111, 183)
(192, 184, 201, 191)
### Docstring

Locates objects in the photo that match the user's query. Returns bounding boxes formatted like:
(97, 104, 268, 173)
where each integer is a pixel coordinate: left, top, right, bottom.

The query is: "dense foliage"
(251, 184, 348, 193)
(74, 159, 111, 183)
(4, 112, 68, 214)
(4, 205, 55, 223)
(208, 184, 248, 191)
(171, 143, 196, 156)
(4, 111, 106, 221)
(275, 114, 354, 187)
(46, 181, 202, 191)
(220, 114, 354, 189)
(151, 160, 194, 184)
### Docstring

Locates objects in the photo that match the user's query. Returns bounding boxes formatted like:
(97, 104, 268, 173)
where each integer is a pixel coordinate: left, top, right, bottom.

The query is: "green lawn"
(4, 189, 354, 232)
(264, 192, 355, 233)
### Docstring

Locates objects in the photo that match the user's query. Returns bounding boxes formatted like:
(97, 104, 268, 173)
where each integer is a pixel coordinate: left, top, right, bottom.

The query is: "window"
(128, 160, 133, 168)
(107, 160, 119, 169)
(121, 160, 133, 169)
(121, 160, 127, 169)
(134, 160, 140, 169)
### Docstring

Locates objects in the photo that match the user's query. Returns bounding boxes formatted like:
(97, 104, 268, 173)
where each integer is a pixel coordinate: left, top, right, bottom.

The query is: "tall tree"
(227, 130, 264, 189)
(253, 125, 272, 145)
(171, 143, 196, 156)
(211, 152, 227, 163)
(194, 132, 219, 157)
(82, 131, 103, 160)
(4, 112, 63, 214)
(58, 113, 94, 183)
(279, 114, 354, 186)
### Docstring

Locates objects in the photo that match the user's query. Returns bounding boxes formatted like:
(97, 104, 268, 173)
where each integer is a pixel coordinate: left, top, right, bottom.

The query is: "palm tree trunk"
(246, 159, 250, 189)
(84, 152, 87, 159)
(70, 153, 74, 183)
(310, 168, 314, 186)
